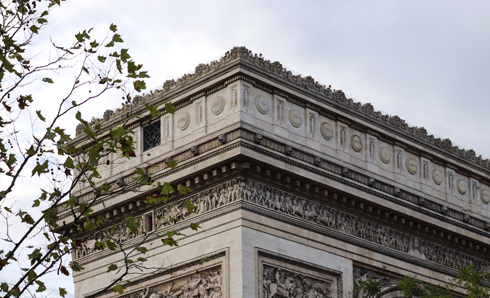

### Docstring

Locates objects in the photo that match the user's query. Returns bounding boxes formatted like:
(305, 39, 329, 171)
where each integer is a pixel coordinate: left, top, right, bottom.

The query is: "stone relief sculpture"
(262, 265, 332, 298)
(75, 178, 488, 273)
(368, 139, 375, 162)
(239, 179, 487, 271)
(353, 268, 389, 298)
(243, 87, 250, 111)
(121, 267, 222, 298)
(231, 87, 238, 111)
(277, 100, 284, 124)
(472, 182, 478, 201)
(396, 151, 402, 173)
(423, 162, 429, 182)
(340, 127, 346, 150)
(309, 113, 316, 138)
(448, 172, 454, 194)
(162, 117, 170, 143)
(196, 103, 203, 127)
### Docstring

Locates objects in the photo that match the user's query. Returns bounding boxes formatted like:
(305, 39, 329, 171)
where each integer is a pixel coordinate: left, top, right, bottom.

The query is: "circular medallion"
(406, 158, 418, 175)
(255, 95, 269, 114)
(177, 112, 190, 131)
(432, 168, 443, 185)
(350, 135, 363, 152)
(211, 96, 225, 116)
(289, 109, 303, 128)
(379, 147, 391, 164)
(457, 179, 467, 195)
(481, 188, 490, 204)
(320, 122, 334, 140)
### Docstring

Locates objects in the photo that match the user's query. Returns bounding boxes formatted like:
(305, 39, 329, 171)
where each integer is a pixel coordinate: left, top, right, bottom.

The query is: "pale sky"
(1, 1, 490, 297)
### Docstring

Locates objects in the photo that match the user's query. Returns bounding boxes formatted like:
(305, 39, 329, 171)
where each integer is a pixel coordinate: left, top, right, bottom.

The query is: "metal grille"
(143, 121, 161, 151)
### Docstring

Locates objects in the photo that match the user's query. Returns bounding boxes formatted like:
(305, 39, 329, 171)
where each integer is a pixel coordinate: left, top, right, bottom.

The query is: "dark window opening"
(145, 213, 153, 232)
(143, 121, 161, 151)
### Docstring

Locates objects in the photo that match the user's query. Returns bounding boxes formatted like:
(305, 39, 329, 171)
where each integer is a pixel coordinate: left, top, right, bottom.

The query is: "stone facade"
(58, 47, 490, 298)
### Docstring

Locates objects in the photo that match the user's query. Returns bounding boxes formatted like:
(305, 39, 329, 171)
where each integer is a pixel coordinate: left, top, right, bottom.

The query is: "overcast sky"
(2, 1, 490, 297)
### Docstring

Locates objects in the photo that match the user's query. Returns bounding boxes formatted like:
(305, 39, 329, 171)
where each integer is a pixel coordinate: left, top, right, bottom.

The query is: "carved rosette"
(457, 179, 468, 195)
(432, 168, 443, 185)
(320, 122, 334, 140)
(350, 135, 363, 152)
(177, 111, 191, 131)
(211, 96, 225, 116)
(480, 188, 489, 204)
(406, 158, 418, 175)
(289, 109, 303, 128)
(379, 147, 391, 164)
(255, 95, 270, 114)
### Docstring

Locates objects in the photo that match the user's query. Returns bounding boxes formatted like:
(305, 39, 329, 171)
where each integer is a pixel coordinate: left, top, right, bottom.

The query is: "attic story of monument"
(59, 47, 490, 298)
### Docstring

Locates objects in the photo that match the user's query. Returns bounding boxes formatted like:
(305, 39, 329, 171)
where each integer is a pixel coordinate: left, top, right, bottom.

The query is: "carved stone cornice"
(59, 128, 490, 243)
(73, 176, 489, 279)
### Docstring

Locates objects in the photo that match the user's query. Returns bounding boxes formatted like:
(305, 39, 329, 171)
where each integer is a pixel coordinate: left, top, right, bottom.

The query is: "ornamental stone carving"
(457, 179, 467, 195)
(75, 178, 489, 272)
(289, 109, 303, 128)
(177, 112, 190, 131)
(243, 87, 250, 111)
(432, 168, 443, 185)
(255, 95, 270, 114)
(277, 100, 284, 124)
(262, 265, 332, 298)
(406, 158, 417, 175)
(320, 122, 334, 140)
(231, 87, 238, 110)
(481, 188, 490, 204)
(379, 147, 391, 164)
(350, 135, 363, 152)
(121, 267, 222, 298)
(339, 127, 346, 150)
(211, 96, 225, 116)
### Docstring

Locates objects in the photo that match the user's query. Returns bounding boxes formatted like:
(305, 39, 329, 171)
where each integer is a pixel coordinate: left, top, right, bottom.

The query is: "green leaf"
(59, 287, 67, 297)
(178, 185, 193, 195)
(82, 67, 89, 74)
(72, 101, 77, 106)
(199, 257, 210, 265)
(1, 282, 9, 292)
(90, 41, 99, 48)
(64, 156, 75, 169)
(184, 200, 196, 214)
(27, 270, 38, 282)
(35, 280, 46, 292)
(137, 257, 147, 262)
(190, 222, 201, 231)
(113, 285, 124, 294)
(106, 240, 117, 251)
(107, 264, 118, 272)
(42, 78, 54, 84)
(97, 56, 106, 63)
(135, 247, 147, 254)
(165, 102, 177, 114)
(161, 182, 173, 196)
(110, 24, 118, 32)
(26, 146, 36, 156)
(133, 80, 146, 92)
(36, 110, 46, 121)
(29, 25, 39, 34)
(112, 34, 124, 43)
(32, 160, 49, 176)
(70, 261, 84, 272)
(165, 159, 177, 169)
(120, 49, 131, 63)
(105, 40, 115, 47)
(32, 199, 40, 207)
(144, 103, 160, 118)
(38, 18, 48, 24)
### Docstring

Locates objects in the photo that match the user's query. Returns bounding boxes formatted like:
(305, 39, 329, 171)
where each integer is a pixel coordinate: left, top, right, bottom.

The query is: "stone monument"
(56, 47, 490, 298)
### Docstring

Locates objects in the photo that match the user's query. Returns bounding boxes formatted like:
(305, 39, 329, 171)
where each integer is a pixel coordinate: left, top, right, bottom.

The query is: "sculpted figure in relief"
(340, 127, 346, 150)
(262, 265, 332, 298)
(243, 88, 250, 111)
